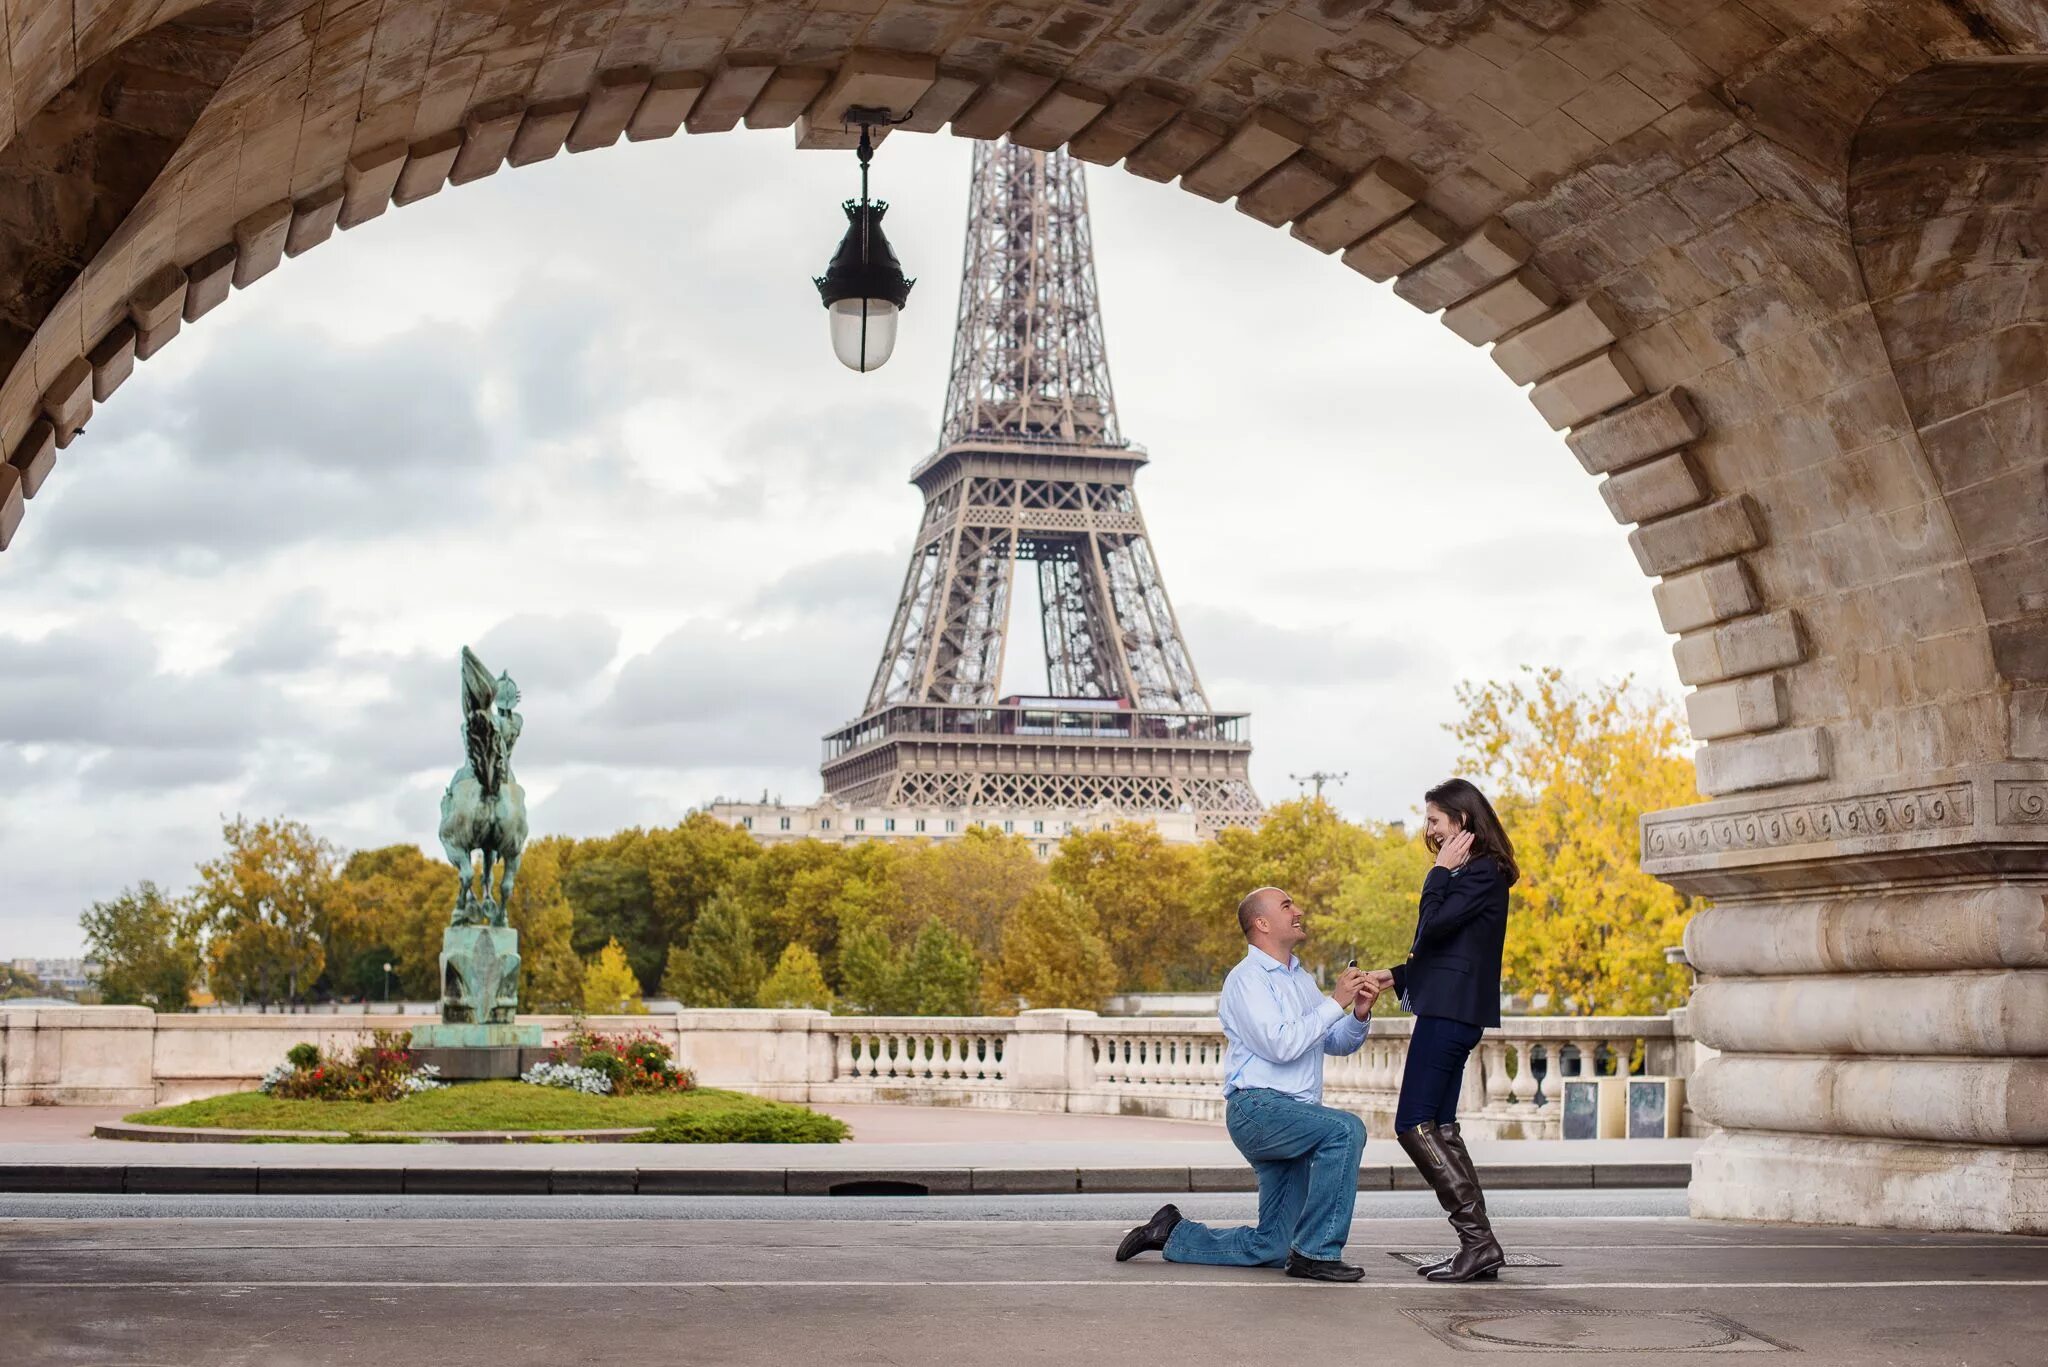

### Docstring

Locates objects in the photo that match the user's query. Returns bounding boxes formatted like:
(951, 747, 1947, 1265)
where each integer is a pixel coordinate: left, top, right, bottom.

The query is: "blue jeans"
(1394, 1014, 1485, 1131)
(1163, 1088, 1367, 1266)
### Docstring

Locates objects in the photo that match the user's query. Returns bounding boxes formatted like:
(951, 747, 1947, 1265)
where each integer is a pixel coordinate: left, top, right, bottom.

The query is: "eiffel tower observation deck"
(820, 141, 1261, 838)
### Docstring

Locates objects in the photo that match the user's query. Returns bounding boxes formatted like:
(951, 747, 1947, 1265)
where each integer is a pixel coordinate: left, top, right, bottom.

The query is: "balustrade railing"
(827, 1018, 1010, 1088)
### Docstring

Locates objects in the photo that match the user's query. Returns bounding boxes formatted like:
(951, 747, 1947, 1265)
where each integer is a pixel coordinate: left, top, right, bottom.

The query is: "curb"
(0, 1161, 1690, 1197)
(93, 1122, 656, 1144)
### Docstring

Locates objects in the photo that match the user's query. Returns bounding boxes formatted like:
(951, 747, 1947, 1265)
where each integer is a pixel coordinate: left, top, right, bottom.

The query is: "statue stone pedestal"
(410, 924, 542, 1079)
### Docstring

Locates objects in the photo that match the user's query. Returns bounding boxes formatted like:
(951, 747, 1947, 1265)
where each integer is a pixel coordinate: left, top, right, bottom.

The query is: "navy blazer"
(1387, 856, 1509, 1029)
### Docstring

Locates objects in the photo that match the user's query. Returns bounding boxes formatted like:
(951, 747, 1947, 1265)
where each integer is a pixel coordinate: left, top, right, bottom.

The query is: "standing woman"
(1375, 777, 1518, 1283)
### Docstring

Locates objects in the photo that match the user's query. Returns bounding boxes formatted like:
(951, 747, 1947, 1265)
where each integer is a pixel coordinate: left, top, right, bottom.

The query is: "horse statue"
(439, 646, 528, 927)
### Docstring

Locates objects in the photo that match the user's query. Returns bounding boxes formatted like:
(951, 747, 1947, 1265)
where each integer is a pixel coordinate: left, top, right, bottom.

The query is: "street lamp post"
(815, 107, 915, 372)
(382, 961, 393, 1005)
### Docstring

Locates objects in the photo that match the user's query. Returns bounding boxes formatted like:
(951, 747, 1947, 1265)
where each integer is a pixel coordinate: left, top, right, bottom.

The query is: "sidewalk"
(0, 1103, 1696, 1196)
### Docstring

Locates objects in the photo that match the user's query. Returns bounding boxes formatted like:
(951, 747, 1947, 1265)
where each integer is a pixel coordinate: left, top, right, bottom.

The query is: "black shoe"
(1115, 1203, 1182, 1262)
(1284, 1251, 1365, 1283)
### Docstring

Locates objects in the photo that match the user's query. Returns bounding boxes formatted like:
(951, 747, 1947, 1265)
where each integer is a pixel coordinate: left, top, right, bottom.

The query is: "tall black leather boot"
(1397, 1124, 1504, 1284)
(1413, 1123, 1489, 1276)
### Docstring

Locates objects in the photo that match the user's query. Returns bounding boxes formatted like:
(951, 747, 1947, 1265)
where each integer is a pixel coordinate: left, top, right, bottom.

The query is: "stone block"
(950, 67, 1056, 141)
(125, 1166, 260, 1195)
(1236, 154, 1341, 228)
(1629, 495, 1762, 576)
(0, 466, 20, 551)
(743, 67, 828, 132)
(402, 1168, 551, 1196)
(1565, 387, 1702, 474)
(1342, 206, 1459, 283)
(1442, 268, 1561, 345)
(40, 357, 92, 445)
(798, 51, 933, 149)
(88, 322, 136, 401)
(1696, 726, 1829, 794)
(898, 72, 982, 135)
(567, 71, 652, 150)
(285, 183, 344, 257)
(450, 98, 524, 182)
(231, 200, 292, 287)
(1183, 109, 1310, 202)
(1653, 560, 1760, 633)
(1672, 610, 1805, 686)
(1685, 674, 1788, 740)
(1293, 159, 1427, 253)
(128, 262, 188, 358)
(1392, 219, 1532, 312)
(181, 245, 236, 322)
(1531, 348, 1644, 429)
(508, 98, 582, 166)
(8, 420, 55, 497)
(259, 1168, 405, 1196)
(969, 1169, 1079, 1194)
(1494, 296, 1625, 385)
(393, 129, 464, 204)
(338, 141, 406, 229)
(1600, 451, 1707, 524)
(1126, 112, 1226, 183)
(637, 1168, 786, 1196)
(1689, 1130, 2047, 1235)
(632, 72, 708, 143)
(1065, 86, 1179, 165)
(1008, 82, 1110, 151)
(687, 65, 776, 135)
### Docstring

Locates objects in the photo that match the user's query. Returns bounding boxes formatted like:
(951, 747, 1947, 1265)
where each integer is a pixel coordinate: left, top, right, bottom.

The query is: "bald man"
(1114, 886, 1381, 1282)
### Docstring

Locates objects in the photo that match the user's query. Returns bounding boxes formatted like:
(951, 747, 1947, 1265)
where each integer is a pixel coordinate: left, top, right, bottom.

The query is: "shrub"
(637, 1107, 849, 1144)
(549, 1023, 694, 1095)
(260, 1029, 445, 1102)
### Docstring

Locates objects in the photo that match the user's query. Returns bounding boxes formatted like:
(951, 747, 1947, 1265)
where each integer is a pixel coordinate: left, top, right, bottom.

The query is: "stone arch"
(2, 0, 2046, 1232)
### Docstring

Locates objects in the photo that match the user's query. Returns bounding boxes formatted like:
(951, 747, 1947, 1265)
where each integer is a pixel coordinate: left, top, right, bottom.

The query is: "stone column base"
(1690, 1130, 2047, 1234)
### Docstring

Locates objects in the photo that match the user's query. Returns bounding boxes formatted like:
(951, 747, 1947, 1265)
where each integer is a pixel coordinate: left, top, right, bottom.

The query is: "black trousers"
(1394, 1014, 1485, 1131)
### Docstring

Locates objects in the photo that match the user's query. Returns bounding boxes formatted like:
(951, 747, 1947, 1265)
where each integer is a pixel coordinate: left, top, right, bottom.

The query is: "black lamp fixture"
(814, 107, 915, 373)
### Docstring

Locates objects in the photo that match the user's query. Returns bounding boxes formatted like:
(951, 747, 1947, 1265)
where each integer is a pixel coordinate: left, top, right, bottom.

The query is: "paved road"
(5, 1198, 2043, 1365)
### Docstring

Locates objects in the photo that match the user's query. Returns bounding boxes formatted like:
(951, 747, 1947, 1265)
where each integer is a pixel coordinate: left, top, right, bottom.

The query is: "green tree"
(756, 942, 835, 1010)
(193, 817, 334, 1006)
(836, 923, 904, 1015)
(1050, 822, 1203, 991)
(562, 851, 660, 991)
(581, 937, 647, 1014)
(1194, 798, 1378, 980)
(643, 813, 762, 949)
(79, 882, 202, 1011)
(1325, 822, 1434, 992)
(336, 844, 457, 1001)
(1451, 666, 1702, 1014)
(897, 826, 1045, 958)
(0, 964, 53, 1000)
(900, 918, 983, 1015)
(659, 892, 766, 1008)
(504, 837, 581, 1010)
(988, 884, 1118, 1012)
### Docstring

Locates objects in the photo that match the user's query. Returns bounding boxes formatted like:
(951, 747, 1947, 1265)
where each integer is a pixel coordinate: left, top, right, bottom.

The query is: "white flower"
(519, 1061, 611, 1095)
(258, 1062, 295, 1095)
(400, 1063, 449, 1094)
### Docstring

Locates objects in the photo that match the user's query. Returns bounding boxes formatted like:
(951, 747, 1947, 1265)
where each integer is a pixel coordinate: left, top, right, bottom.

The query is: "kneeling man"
(1115, 886, 1381, 1282)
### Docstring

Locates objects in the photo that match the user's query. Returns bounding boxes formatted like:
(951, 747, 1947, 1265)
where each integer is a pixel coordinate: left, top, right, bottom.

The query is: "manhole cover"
(1387, 1250, 1562, 1268)
(1402, 1309, 1795, 1353)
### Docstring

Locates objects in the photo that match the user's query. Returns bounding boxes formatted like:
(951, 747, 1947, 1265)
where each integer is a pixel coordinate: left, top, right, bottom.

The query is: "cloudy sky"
(0, 129, 1683, 957)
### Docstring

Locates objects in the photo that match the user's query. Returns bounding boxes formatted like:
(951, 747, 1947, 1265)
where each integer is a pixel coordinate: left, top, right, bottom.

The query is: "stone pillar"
(1008, 1009, 1096, 1110)
(1644, 765, 2048, 1233)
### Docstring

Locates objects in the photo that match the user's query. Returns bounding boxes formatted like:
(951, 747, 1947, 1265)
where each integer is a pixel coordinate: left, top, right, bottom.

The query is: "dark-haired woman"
(1372, 777, 1518, 1283)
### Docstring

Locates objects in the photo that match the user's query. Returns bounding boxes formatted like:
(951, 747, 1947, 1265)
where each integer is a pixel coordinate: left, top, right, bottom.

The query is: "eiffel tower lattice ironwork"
(821, 141, 1262, 836)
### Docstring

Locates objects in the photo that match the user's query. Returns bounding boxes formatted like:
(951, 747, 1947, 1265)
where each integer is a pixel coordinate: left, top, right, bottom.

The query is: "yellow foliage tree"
(1324, 822, 1435, 985)
(757, 942, 835, 1010)
(1450, 667, 1702, 1015)
(1049, 822, 1203, 991)
(193, 817, 335, 1006)
(581, 937, 647, 1015)
(1193, 798, 1379, 979)
(987, 884, 1119, 1013)
(504, 837, 581, 1011)
(898, 825, 1047, 959)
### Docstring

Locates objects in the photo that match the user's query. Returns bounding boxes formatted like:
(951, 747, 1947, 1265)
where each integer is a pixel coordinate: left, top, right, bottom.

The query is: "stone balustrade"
(1, 1004, 1703, 1138)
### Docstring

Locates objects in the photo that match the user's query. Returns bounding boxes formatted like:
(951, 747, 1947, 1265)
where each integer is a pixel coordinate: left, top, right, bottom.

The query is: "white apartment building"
(704, 799, 1201, 859)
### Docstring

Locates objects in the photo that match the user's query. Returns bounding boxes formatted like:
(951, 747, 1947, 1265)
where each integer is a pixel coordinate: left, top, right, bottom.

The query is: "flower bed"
(260, 1030, 445, 1101)
(525, 1026, 694, 1095)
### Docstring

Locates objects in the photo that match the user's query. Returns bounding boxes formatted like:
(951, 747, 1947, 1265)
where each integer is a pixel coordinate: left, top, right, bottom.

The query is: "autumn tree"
(900, 918, 983, 1015)
(897, 826, 1046, 959)
(562, 846, 660, 991)
(337, 844, 457, 1000)
(987, 884, 1118, 1013)
(1050, 822, 1204, 991)
(582, 937, 646, 1014)
(1194, 798, 1379, 979)
(757, 942, 834, 1010)
(1324, 822, 1435, 983)
(80, 882, 203, 1011)
(1451, 667, 1701, 1015)
(193, 817, 335, 1006)
(503, 837, 581, 1010)
(642, 813, 761, 950)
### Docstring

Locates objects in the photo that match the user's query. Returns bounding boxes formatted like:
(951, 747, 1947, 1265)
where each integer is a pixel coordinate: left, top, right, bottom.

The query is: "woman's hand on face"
(1434, 829, 1475, 871)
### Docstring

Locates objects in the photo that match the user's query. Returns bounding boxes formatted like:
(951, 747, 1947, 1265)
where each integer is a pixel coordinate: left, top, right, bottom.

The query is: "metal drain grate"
(1387, 1250, 1563, 1268)
(1402, 1309, 1796, 1354)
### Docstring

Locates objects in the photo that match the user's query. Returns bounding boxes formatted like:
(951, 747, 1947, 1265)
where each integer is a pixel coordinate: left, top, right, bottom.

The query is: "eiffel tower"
(820, 141, 1261, 837)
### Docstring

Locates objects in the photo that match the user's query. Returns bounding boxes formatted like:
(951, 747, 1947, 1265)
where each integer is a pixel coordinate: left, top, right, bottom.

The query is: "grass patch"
(125, 1082, 848, 1143)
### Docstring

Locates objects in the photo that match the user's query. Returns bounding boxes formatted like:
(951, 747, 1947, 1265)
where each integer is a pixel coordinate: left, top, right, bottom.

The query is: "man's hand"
(1333, 966, 1369, 1009)
(1365, 969, 1395, 993)
(1352, 974, 1381, 1019)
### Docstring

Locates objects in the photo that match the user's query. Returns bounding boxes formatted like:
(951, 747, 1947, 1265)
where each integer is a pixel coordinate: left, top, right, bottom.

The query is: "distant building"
(9, 958, 98, 994)
(705, 798, 1199, 860)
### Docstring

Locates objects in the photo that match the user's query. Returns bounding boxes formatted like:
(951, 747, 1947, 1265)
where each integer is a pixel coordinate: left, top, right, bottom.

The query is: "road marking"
(5, 1279, 2045, 1291)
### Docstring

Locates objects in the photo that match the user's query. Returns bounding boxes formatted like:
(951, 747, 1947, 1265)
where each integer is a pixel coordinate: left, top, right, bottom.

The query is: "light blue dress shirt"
(1218, 945, 1370, 1104)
